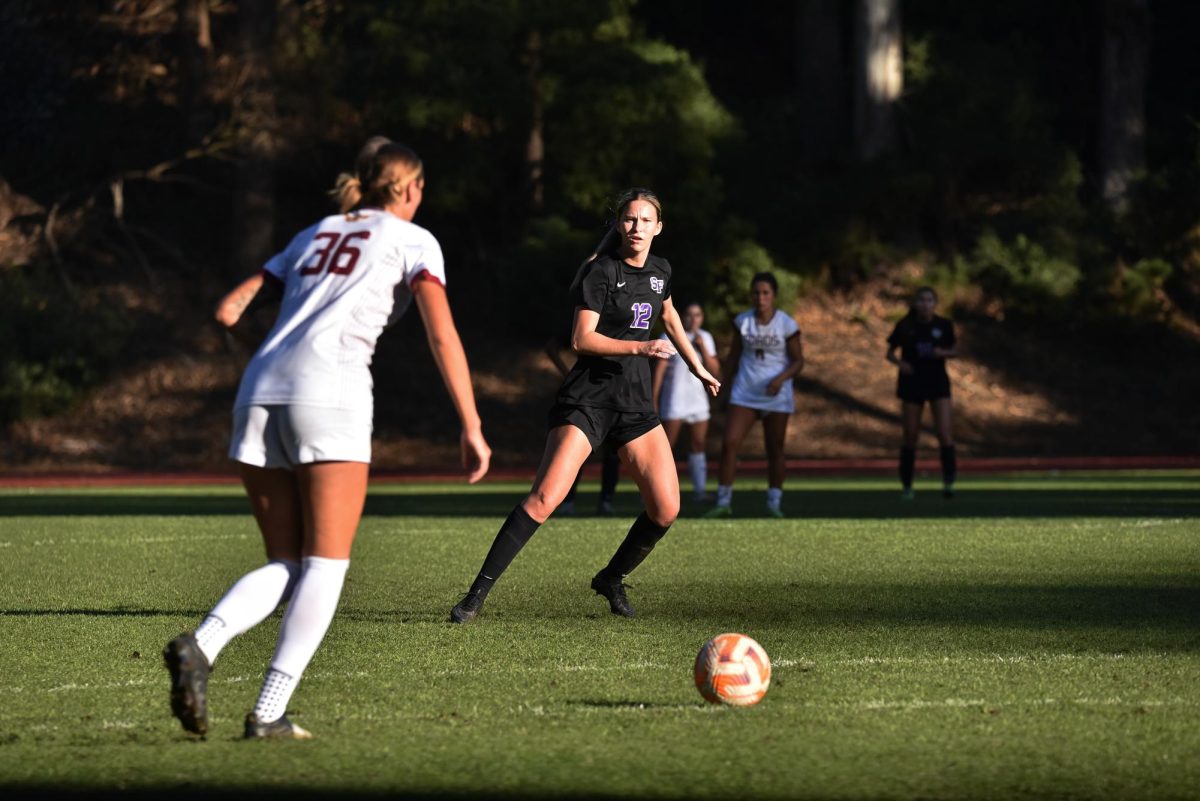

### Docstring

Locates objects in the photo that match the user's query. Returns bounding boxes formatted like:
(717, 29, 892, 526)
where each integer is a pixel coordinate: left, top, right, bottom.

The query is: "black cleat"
(244, 712, 313, 740)
(591, 572, 636, 618)
(449, 590, 487, 624)
(163, 632, 210, 735)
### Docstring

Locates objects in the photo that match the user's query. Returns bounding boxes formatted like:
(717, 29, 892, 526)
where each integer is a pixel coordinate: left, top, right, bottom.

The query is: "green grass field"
(1, 473, 1198, 800)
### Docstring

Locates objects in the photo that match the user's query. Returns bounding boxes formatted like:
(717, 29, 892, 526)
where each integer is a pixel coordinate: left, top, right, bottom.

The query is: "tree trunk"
(175, 0, 212, 147)
(851, 0, 902, 162)
(795, 0, 847, 163)
(1099, 0, 1150, 216)
(231, 0, 278, 280)
(524, 29, 545, 213)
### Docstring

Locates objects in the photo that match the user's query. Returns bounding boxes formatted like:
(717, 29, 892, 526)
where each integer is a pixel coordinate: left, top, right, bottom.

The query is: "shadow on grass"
(0, 485, 1196, 519)
(1, 789, 645, 801)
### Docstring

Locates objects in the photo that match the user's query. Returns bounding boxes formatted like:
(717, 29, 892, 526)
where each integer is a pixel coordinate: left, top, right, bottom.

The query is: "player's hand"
(694, 365, 721, 397)
(766, 378, 783, 397)
(899, 360, 915, 375)
(461, 427, 491, 484)
(639, 339, 676, 360)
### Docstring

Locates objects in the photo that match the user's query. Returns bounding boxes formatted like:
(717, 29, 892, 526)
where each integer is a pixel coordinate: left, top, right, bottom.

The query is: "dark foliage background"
(0, 0, 1196, 455)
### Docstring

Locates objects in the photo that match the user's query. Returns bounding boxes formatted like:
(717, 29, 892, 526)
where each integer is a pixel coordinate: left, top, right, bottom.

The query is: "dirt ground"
(3, 275, 1198, 474)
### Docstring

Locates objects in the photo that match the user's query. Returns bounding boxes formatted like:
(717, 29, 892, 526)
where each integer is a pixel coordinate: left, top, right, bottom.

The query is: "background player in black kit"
(450, 188, 720, 622)
(886, 286, 959, 499)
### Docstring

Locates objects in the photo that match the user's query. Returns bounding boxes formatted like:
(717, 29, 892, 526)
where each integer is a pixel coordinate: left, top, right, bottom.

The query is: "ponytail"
(569, 225, 620, 295)
(331, 173, 364, 214)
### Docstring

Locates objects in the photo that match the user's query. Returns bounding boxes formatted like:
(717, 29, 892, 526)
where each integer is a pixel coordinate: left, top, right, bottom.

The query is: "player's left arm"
(766, 332, 805, 396)
(661, 297, 720, 397)
(414, 278, 491, 484)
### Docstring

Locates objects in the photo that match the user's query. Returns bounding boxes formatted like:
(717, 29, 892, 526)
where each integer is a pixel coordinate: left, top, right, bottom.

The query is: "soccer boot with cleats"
(901, 488, 916, 501)
(163, 631, 210, 735)
(595, 499, 615, 517)
(942, 483, 955, 499)
(449, 590, 488, 624)
(591, 572, 636, 618)
(766, 506, 785, 519)
(244, 713, 313, 740)
(702, 504, 732, 519)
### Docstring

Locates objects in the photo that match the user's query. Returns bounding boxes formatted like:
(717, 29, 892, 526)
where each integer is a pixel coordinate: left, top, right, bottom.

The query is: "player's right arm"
(214, 272, 283, 348)
(413, 277, 491, 484)
(886, 344, 913, 375)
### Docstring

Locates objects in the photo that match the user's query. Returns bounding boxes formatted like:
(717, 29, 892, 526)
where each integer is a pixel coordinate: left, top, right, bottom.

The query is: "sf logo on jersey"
(650, 276, 664, 294)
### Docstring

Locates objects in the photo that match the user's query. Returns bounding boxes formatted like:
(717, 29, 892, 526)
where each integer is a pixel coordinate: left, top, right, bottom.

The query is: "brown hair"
(570, 187, 663, 292)
(330, 136, 424, 213)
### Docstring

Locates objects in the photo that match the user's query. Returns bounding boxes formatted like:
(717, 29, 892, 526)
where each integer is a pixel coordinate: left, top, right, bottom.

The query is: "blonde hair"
(330, 136, 424, 213)
(570, 187, 663, 292)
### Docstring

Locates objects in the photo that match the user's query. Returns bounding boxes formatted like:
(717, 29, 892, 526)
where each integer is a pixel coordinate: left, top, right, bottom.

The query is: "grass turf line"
(0, 473, 1197, 799)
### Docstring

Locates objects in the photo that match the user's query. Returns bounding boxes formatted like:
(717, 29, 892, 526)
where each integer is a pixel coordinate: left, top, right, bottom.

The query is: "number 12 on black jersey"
(630, 302, 652, 330)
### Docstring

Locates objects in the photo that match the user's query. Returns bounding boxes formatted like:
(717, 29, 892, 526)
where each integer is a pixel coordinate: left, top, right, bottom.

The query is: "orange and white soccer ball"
(693, 632, 771, 706)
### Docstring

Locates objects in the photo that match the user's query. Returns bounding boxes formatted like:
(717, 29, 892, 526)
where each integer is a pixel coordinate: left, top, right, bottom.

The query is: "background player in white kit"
(705, 272, 804, 518)
(162, 137, 491, 740)
(652, 302, 720, 501)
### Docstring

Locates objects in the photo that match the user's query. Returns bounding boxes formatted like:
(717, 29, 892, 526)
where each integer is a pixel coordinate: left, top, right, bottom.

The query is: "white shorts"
(660, 405, 710, 425)
(729, 387, 795, 414)
(229, 405, 373, 469)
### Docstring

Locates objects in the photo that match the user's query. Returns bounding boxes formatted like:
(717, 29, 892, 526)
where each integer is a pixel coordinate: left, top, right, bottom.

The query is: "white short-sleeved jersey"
(729, 310, 801, 413)
(234, 208, 446, 413)
(657, 329, 716, 421)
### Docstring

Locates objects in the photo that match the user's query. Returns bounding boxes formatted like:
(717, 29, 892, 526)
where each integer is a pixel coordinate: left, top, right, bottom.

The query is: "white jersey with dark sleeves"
(729, 309, 801, 413)
(234, 208, 446, 413)
(657, 329, 716, 421)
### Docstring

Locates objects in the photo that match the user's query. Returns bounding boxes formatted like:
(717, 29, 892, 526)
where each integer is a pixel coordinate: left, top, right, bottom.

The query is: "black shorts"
(897, 372, 952, 403)
(547, 402, 661, 451)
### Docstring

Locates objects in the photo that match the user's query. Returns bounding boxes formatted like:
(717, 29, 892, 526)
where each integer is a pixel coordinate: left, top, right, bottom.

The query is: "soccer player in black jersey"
(450, 188, 720, 622)
(885, 286, 958, 499)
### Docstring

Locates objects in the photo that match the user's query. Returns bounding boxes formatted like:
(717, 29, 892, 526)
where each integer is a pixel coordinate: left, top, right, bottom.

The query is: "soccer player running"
(449, 187, 719, 623)
(651, 302, 721, 502)
(163, 137, 491, 739)
(885, 286, 958, 499)
(705, 273, 804, 519)
(544, 330, 623, 517)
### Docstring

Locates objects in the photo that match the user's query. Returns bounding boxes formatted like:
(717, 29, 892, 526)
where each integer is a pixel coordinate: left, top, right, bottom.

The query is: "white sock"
(767, 487, 783, 511)
(716, 484, 732, 508)
(688, 453, 707, 498)
(260, 556, 350, 716)
(195, 559, 300, 665)
(252, 668, 298, 723)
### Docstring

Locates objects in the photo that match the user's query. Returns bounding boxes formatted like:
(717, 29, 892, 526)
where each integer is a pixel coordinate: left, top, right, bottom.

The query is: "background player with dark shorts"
(449, 188, 720, 623)
(886, 285, 958, 499)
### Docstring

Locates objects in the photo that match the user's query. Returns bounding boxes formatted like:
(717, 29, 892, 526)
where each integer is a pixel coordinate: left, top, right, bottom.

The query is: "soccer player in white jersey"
(705, 272, 804, 518)
(162, 137, 491, 740)
(652, 302, 721, 501)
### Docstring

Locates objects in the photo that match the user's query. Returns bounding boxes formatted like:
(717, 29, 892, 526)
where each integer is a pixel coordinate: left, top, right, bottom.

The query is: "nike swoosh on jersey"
(617, 281, 626, 287)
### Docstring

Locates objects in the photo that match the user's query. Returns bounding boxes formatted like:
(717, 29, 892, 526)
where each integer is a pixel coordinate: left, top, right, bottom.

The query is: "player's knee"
(524, 489, 561, 521)
(650, 502, 678, 528)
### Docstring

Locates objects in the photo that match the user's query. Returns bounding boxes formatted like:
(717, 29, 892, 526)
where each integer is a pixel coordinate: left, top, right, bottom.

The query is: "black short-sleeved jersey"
(556, 253, 672, 412)
(887, 314, 956, 379)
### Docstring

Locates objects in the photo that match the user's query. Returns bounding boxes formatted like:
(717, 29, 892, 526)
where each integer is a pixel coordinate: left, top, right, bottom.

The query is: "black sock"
(599, 447, 620, 503)
(939, 444, 957, 486)
(899, 447, 916, 489)
(468, 505, 540, 596)
(598, 512, 670, 580)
